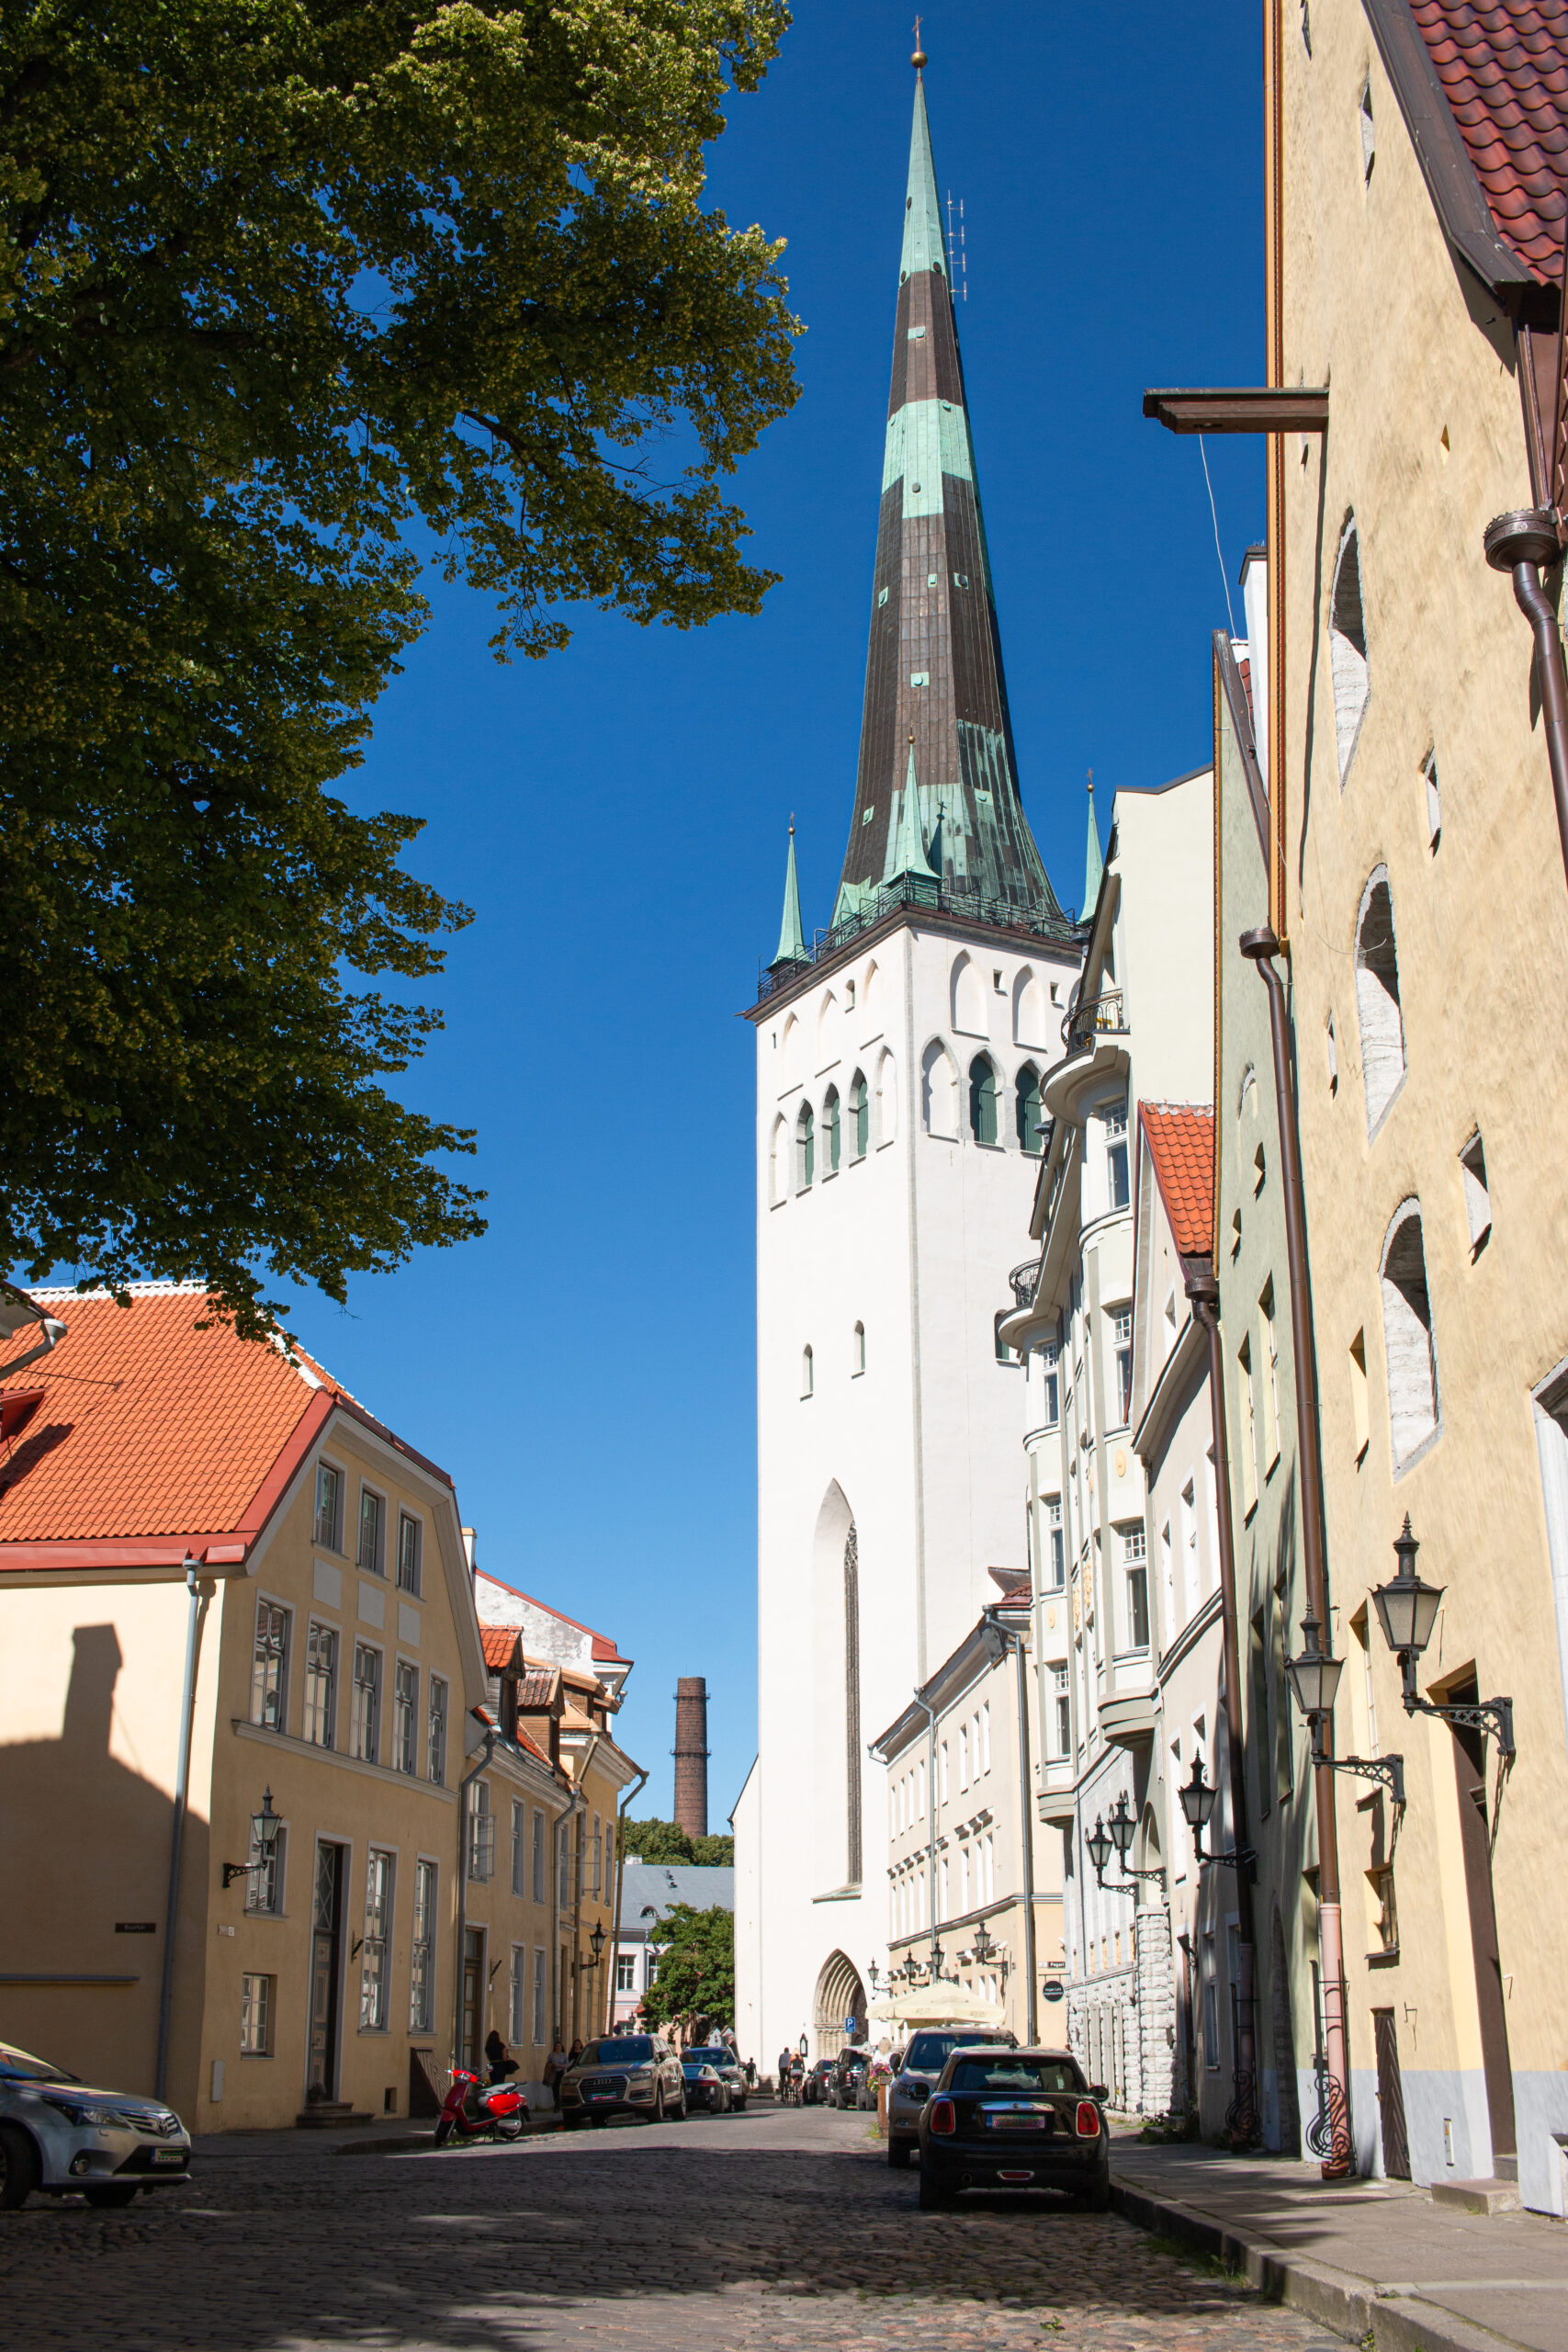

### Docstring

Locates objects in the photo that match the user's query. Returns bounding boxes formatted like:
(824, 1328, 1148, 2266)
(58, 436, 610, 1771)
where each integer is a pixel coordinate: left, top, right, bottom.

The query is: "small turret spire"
(891, 740, 937, 881)
(1083, 770, 1104, 912)
(773, 816, 807, 968)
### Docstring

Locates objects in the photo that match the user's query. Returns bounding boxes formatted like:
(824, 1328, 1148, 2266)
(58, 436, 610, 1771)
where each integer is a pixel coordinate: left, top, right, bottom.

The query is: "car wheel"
(650, 2086, 665, 2125)
(82, 2184, 139, 2209)
(918, 2166, 953, 2211)
(887, 2140, 912, 2169)
(0, 2127, 39, 2211)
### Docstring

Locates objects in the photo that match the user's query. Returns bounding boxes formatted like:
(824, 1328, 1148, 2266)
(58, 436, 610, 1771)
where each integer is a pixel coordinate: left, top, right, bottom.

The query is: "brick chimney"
(673, 1677, 709, 1839)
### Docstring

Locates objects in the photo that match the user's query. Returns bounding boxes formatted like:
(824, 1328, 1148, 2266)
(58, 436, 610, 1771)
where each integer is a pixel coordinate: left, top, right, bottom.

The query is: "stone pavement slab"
(1111, 2137, 1568, 2352)
(3, 2099, 1348, 2352)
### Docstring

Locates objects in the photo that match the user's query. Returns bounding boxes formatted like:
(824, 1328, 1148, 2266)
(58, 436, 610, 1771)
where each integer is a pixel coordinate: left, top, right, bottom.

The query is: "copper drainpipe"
(1184, 1272, 1258, 2146)
(1239, 928, 1353, 2179)
(1484, 509, 1568, 889)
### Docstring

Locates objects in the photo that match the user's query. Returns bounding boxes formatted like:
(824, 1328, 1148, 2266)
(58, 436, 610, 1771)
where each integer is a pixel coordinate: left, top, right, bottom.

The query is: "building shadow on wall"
(0, 1623, 206, 2096)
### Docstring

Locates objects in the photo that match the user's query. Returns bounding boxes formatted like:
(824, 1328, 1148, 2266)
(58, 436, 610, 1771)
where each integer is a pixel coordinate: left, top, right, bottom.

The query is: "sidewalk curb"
(1110, 2173, 1527, 2352)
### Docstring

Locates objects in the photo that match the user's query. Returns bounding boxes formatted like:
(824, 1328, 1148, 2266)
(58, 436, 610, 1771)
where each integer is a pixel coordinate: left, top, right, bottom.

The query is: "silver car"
(682, 2044, 749, 2111)
(558, 2033, 687, 2127)
(0, 2039, 191, 2210)
(886, 2027, 1016, 2167)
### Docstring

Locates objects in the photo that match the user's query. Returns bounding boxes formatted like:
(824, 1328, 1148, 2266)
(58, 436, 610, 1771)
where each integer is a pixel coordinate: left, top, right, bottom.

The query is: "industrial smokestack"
(673, 1677, 710, 1839)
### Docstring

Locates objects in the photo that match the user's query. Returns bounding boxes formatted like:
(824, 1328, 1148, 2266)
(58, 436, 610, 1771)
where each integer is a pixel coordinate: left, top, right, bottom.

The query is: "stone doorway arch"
(813, 1950, 867, 2059)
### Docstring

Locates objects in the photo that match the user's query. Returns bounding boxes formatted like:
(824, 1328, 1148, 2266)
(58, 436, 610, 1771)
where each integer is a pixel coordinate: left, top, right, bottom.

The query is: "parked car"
(684, 2045, 748, 2112)
(886, 2028, 1017, 2167)
(558, 2034, 687, 2127)
(0, 2040, 191, 2210)
(916, 2047, 1110, 2211)
(827, 2046, 873, 2109)
(801, 2057, 836, 2106)
(681, 2062, 732, 2115)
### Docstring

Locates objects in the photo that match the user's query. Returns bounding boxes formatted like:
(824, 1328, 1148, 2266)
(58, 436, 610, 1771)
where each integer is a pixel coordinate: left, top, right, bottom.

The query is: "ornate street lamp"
(1107, 1790, 1167, 1889)
(867, 1959, 881, 1994)
(1085, 1811, 1136, 1896)
(1371, 1518, 1515, 1757)
(969, 1920, 996, 1967)
(1179, 1753, 1254, 1875)
(1285, 1616, 1405, 1803)
(223, 1788, 282, 1889)
(586, 1920, 606, 1968)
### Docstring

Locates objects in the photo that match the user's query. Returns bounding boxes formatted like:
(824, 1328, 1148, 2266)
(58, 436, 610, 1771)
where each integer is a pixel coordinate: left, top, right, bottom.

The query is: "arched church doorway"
(813, 1950, 867, 2059)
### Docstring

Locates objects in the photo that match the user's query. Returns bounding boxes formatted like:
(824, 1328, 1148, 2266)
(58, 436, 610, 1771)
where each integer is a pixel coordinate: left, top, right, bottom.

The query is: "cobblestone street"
(0, 2105, 1353, 2352)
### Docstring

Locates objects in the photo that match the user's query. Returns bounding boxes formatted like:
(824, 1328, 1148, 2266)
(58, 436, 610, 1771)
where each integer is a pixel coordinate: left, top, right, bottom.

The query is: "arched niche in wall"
(921, 1038, 958, 1138)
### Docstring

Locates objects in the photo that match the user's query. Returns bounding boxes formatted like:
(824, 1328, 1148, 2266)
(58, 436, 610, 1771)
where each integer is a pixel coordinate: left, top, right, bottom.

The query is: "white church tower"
(733, 57, 1082, 2068)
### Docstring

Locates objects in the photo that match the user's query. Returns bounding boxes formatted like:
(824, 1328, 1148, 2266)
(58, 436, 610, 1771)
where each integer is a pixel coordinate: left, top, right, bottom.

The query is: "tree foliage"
(639, 1902, 733, 2030)
(0, 0, 797, 1335)
(623, 1815, 733, 1866)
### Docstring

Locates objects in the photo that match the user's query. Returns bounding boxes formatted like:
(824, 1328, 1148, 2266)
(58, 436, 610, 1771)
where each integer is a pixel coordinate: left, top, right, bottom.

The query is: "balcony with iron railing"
(1059, 987, 1127, 1056)
(1043, 987, 1132, 1125)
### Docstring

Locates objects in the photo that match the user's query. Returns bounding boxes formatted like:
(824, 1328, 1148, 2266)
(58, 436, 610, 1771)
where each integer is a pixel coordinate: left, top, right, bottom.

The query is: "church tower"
(735, 58, 1082, 2070)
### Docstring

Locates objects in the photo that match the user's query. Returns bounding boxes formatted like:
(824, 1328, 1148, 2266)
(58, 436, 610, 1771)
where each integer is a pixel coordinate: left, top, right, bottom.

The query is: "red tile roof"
(1139, 1104, 1215, 1261)
(1410, 0, 1568, 278)
(516, 1668, 559, 1710)
(0, 1285, 454, 1577)
(480, 1626, 519, 1672)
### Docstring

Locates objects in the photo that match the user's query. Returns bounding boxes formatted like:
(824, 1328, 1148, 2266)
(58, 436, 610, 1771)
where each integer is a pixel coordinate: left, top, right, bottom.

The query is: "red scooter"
(434, 2064, 528, 2146)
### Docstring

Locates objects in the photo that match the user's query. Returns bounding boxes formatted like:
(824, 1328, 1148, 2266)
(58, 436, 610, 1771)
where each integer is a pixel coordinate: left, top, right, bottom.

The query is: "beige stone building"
(0, 1287, 582, 2129)
(1160, 2, 1568, 2207)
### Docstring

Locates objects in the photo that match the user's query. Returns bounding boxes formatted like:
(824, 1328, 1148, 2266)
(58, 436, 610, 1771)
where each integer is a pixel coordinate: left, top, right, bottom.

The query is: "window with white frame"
(1045, 1495, 1065, 1589)
(393, 1659, 418, 1775)
(532, 1808, 546, 1904)
(532, 1947, 547, 2044)
(1121, 1524, 1149, 1650)
(397, 1512, 423, 1597)
(240, 1973, 273, 2056)
(940, 1741, 950, 1802)
(1040, 1342, 1060, 1426)
(1112, 1306, 1134, 1427)
(592, 1816, 603, 1899)
(616, 1952, 637, 1993)
(1104, 1100, 1130, 1211)
(314, 1461, 343, 1551)
(512, 1801, 527, 1896)
(427, 1675, 447, 1785)
(980, 1702, 991, 1773)
(251, 1600, 289, 1731)
(303, 1622, 337, 1747)
(468, 1781, 494, 1882)
(357, 1487, 384, 1575)
(957, 1724, 969, 1790)
(558, 1824, 571, 1911)
(360, 1849, 393, 2030)
(351, 1643, 381, 1764)
(1053, 1666, 1070, 1758)
(410, 1859, 436, 2032)
(510, 1946, 526, 2044)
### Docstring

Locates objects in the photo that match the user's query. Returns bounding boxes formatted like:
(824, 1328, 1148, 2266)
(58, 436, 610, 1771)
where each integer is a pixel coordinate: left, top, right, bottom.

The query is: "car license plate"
(990, 2113, 1045, 2131)
(152, 2149, 186, 2165)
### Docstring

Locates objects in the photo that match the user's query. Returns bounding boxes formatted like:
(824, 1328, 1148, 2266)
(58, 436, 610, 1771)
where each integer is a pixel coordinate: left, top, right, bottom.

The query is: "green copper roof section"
(889, 741, 937, 880)
(901, 77, 946, 284)
(1083, 775, 1103, 912)
(772, 821, 807, 967)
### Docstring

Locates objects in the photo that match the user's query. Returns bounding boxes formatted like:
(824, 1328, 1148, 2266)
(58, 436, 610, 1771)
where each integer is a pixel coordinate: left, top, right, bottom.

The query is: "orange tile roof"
(516, 1668, 559, 1710)
(480, 1626, 519, 1672)
(1139, 1104, 1215, 1260)
(0, 1284, 454, 1576)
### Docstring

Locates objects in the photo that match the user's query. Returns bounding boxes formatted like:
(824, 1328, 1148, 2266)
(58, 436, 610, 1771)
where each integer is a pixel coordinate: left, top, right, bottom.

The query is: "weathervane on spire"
(911, 15, 927, 69)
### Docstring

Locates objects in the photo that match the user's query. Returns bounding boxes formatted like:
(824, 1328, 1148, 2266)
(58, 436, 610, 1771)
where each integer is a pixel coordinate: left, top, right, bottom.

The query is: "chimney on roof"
(673, 1676, 709, 1839)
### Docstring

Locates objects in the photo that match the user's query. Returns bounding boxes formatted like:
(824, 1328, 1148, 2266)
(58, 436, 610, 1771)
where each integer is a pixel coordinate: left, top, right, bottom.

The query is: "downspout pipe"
(1239, 927, 1353, 2180)
(606, 1765, 649, 2035)
(984, 1607, 1039, 2045)
(911, 1691, 941, 1977)
(1484, 510, 1568, 891)
(454, 1718, 497, 2072)
(1185, 1272, 1258, 2147)
(155, 1556, 206, 2103)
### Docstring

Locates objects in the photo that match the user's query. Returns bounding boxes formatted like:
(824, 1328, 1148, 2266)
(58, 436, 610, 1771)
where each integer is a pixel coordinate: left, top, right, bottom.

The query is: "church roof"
(831, 69, 1066, 934)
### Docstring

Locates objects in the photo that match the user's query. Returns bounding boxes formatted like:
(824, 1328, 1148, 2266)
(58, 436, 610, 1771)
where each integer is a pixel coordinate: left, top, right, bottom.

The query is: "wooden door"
(461, 1929, 483, 2071)
(1371, 2008, 1410, 2179)
(309, 1842, 344, 2099)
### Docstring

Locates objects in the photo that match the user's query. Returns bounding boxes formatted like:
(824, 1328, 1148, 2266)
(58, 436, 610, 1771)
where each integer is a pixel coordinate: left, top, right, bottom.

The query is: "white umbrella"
(866, 1981, 1007, 2029)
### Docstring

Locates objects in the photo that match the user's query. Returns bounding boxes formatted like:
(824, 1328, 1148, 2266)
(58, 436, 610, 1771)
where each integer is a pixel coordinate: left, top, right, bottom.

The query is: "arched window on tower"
(796, 1102, 815, 1191)
(1381, 1201, 1439, 1467)
(921, 1041, 957, 1138)
(801, 1343, 815, 1398)
(843, 1523, 863, 1886)
(823, 1085, 840, 1174)
(1355, 868, 1405, 1136)
(1016, 1063, 1043, 1154)
(849, 1071, 869, 1161)
(852, 1321, 866, 1376)
(969, 1055, 998, 1145)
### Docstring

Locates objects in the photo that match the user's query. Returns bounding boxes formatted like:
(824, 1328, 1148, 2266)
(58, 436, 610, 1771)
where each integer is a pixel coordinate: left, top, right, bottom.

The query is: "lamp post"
(1371, 1519, 1515, 1758)
(1107, 1790, 1168, 1889)
(1085, 1811, 1139, 1896)
(223, 1788, 283, 1889)
(1284, 1617, 1405, 1804)
(1178, 1753, 1255, 1874)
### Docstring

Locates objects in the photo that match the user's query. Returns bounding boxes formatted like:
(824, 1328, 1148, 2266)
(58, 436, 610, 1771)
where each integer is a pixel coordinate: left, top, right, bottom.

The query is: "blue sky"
(283, 3, 1267, 1820)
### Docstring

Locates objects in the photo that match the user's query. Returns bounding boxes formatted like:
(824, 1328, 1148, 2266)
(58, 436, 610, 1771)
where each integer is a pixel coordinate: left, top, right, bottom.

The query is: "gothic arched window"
(1016, 1063, 1043, 1154)
(824, 1085, 841, 1175)
(969, 1055, 998, 1146)
(796, 1102, 815, 1190)
(849, 1071, 869, 1161)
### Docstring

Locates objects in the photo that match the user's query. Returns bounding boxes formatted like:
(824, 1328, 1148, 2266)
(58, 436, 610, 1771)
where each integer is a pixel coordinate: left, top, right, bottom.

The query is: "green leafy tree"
(1, 0, 797, 1335)
(622, 1817, 734, 1866)
(639, 1903, 733, 2031)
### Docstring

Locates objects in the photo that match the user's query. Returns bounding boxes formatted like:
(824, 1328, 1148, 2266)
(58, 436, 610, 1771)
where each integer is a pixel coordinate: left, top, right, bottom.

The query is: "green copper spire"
(773, 819, 807, 967)
(1083, 771, 1103, 912)
(890, 741, 937, 881)
(900, 74, 944, 284)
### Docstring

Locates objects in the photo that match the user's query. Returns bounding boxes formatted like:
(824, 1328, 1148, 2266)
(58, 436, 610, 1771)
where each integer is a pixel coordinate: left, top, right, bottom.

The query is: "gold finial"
(911, 14, 927, 68)
(1087, 767, 1095, 795)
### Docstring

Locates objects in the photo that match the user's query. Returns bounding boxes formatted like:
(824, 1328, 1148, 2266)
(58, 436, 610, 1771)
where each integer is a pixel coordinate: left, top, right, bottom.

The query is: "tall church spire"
(833, 62, 1066, 933)
(1083, 772, 1103, 910)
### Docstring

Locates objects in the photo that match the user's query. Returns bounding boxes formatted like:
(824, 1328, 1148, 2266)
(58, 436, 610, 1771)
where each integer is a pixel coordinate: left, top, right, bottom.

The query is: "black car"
(828, 2047, 872, 2109)
(681, 2061, 732, 2114)
(558, 2035, 687, 2127)
(916, 2047, 1110, 2211)
(685, 2046, 748, 2112)
(886, 2027, 1017, 2165)
(800, 2057, 836, 2106)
